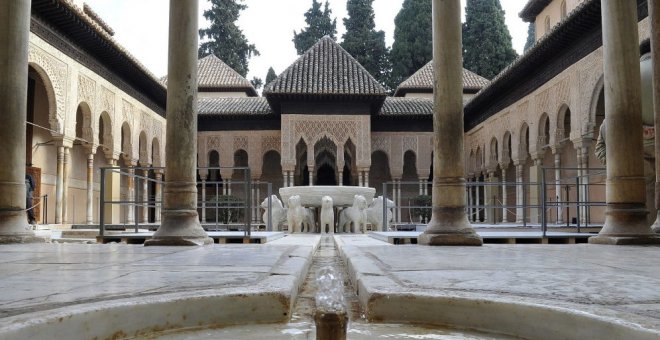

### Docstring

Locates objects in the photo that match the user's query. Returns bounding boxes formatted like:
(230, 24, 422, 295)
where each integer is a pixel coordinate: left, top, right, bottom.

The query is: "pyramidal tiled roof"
(161, 55, 257, 96)
(198, 97, 272, 116)
(264, 36, 387, 97)
(394, 61, 490, 96)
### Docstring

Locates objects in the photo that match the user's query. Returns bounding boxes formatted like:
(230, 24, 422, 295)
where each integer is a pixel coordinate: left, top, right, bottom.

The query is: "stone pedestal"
(420, 0, 481, 246)
(0, 0, 41, 243)
(590, 0, 659, 245)
(145, 0, 211, 246)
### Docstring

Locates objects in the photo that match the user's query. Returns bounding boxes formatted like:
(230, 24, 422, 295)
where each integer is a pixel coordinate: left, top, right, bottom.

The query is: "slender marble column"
(554, 152, 563, 224)
(0, 0, 40, 242)
(200, 179, 206, 222)
(227, 179, 232, 196)
(501, 165, 508, 223)
(154, 170, 162, 223)
(467, 178, 474, 222)
(126, 166, 135, 224)
(338, 171, 343, 186)
(419, 178, 424, 195)
(652, 0, 660, 233)
(55, 145, 65, 224)
(309, 165, 314, 186)
(86, 153, 94, 224)
(515, 163, 525, 224)
(590, 0, 659, 244)
(141, 169, 149, 223)
(420, 0, 481, 245)
(62, 147, 71, 223)
(283, 172, 288, 188)
(146, 0, 212, 246)
(288, 173, 294, 188)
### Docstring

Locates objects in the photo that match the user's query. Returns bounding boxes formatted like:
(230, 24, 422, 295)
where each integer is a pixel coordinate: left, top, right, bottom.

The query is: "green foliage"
(524, 23, 535, 52)
(293, 0, 337, 55)
(204, 195, 245, 224)
(389, 0, 432, 90)
(462, 0, 518, 79)
(198, 0, 259, 77)
(250, 77, 263, 90)
(341, 0, 391, 88)
(411, 195, 432, 222)
(265, 67, 278, 85)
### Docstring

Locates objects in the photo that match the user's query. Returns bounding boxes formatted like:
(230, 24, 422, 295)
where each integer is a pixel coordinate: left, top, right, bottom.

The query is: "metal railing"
(99, 166, 273, 237)
(377, 167, 606, 236)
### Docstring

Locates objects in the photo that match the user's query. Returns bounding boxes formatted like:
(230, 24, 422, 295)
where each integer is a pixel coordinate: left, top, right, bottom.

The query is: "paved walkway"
(1, 234, 659, 339)
(336, 235, 660, 338)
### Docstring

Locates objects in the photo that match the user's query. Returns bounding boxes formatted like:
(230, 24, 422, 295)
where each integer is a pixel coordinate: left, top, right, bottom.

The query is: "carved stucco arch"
(27, 57, 64, 135)
(151, 137, 162, 167)
(76, 101, 95, 150)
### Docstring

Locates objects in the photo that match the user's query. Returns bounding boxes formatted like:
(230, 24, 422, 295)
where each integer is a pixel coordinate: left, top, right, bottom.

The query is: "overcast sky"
(73, 0, 529, 82)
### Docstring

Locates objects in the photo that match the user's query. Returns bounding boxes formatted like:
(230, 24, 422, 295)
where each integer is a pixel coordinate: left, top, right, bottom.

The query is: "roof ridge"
(264, 36, 386, 96)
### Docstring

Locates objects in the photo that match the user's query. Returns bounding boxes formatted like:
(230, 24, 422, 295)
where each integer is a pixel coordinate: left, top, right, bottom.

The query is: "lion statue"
(320, 196, 335, 234)
(338, 194, 368, 233)
(261, 195, 287, 231)
(366, 195, 395, 231)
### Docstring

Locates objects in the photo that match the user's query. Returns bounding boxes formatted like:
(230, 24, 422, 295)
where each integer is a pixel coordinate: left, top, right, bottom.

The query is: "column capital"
(571, 137, 592, 150)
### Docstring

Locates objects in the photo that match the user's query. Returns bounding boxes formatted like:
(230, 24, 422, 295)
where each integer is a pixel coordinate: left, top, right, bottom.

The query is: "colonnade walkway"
(0, 235, 658, 338)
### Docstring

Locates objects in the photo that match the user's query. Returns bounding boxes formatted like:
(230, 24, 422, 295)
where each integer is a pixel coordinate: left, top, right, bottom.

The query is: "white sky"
(74, 0, 529, 82)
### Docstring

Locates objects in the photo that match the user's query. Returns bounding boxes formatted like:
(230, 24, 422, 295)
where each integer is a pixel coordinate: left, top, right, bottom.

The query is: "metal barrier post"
(134, 168, 139, 233)
(99, 168, 105, 237)
(522, 181, 527, 228)
(576, 175, 581, 233)
(245, 168, 252, 238)
(43, 194, 48, 225)
(382, 182, 388, 231)
(215, 181, 219, 229)
(267, 183, 272, 231)
(541, 168, 547, 237)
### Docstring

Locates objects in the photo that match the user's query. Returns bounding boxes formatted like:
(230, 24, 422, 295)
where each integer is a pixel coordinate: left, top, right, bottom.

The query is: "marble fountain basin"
(279, 186, 376, 207)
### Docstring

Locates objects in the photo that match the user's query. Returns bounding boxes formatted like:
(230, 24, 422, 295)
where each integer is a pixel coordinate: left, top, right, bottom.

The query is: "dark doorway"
(316, 164, 337, 186)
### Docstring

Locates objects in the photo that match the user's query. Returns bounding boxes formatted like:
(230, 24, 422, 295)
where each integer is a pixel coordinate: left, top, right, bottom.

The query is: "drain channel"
(290, 235, 364, 332)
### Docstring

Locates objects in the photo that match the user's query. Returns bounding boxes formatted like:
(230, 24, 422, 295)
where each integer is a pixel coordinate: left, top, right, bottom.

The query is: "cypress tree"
(265, 67, 278, 85)
(341, 0, 390, 87)
(389, 0, 432, 90)
(293, 0, 337, 55)
(462, 0, 517, 79)
(198, 0, 259, 77)
(524, 23, 536, 52)
(250, 77, 263, 90)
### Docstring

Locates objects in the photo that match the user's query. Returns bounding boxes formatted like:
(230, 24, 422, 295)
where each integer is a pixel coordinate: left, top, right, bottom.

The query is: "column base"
(419, 207, 483, 246)
(588, 235, 660, 245)
(0, 210, 44, 244)
(145, 210, 213, 246)
(652, 211, 660, 234)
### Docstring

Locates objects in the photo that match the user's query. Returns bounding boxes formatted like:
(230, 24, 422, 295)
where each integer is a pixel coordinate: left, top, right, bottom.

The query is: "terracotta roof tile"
(198, 97, 272, 116)
(162, 55, 257, 95)
(264, 36, 387, 97)
(520, 0, 553, 22)
(379, 97, 433, 116)
(394, 61, 490, 96)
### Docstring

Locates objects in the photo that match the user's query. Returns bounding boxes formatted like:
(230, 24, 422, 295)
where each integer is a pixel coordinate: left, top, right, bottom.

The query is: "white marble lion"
(338, 194, 368, 233)
(320, 195, 335, 234)
(261, 195, 287, 231)
(366, 195, 395, 232)
(287, 195, 315, 233)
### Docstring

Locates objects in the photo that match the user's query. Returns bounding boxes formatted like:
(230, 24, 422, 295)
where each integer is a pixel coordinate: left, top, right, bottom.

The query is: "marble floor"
(0, 234, 659, 338)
